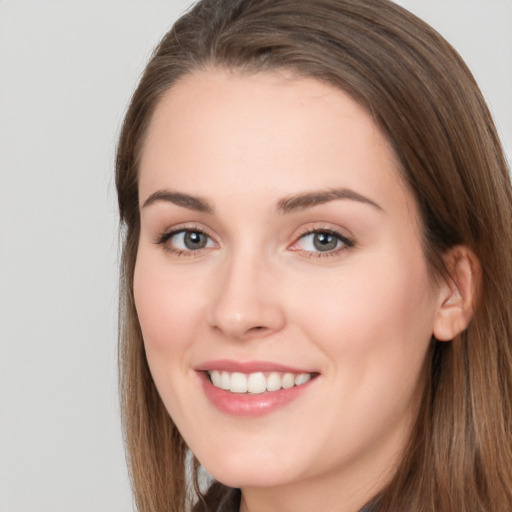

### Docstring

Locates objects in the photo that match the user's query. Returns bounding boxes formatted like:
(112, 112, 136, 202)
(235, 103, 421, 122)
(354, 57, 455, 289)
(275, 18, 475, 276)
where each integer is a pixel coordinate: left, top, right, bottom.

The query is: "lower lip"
(198, 372, 316, 417)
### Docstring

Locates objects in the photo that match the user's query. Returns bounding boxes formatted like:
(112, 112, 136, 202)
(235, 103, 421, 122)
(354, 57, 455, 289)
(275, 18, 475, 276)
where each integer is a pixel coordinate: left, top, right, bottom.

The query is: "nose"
(208, 250, 286, 340)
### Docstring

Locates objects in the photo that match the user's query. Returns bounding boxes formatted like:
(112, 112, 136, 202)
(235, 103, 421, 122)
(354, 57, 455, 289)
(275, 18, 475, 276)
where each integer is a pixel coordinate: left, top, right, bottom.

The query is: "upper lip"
(194, 359, 317, 374)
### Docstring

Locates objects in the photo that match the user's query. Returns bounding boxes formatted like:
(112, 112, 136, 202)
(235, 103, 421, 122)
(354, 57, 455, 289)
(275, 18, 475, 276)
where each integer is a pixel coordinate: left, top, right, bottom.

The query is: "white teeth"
(282, 373, 295, 389)
(210, 370, 221, 387)
(220, 371, 230, 390)
(295, 373, 311, 386)
(247, 372, 267, 394)
(230, 372, 248, 393)
(208, 370, 313, 394)
(266, 372, 282, 392)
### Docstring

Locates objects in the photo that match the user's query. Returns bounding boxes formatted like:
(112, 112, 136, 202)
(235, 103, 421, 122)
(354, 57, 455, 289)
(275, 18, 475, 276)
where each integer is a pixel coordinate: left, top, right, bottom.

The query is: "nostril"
(246, 326, 272, 337)
(209, 299, 286, 339)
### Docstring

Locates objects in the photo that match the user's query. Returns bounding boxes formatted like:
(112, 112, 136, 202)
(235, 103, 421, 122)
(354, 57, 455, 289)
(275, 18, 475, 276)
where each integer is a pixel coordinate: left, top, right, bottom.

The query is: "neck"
(238, 450, 393, 512)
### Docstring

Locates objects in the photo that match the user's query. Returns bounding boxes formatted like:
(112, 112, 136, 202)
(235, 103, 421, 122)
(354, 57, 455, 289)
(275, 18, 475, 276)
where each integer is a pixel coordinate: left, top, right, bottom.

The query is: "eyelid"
(153, 222, 354, 258)
(154, 223, 219, 255)
(288, 225, 355, 257)
(155, 223, 203, 243)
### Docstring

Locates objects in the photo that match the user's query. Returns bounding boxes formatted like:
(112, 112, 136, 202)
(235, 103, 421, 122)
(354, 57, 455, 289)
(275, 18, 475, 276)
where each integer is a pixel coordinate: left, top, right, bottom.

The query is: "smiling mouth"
(207, 370, 316, 394)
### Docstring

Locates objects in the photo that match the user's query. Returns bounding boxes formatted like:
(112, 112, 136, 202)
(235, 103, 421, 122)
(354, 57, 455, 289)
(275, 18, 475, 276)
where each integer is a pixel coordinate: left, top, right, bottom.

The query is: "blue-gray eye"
(170, 230, 214, 250)
(298, 231, 346, 252)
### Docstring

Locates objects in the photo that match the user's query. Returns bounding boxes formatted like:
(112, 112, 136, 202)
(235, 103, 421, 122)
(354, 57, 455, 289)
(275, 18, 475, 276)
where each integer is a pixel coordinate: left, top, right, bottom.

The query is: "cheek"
(290, 256, 436, 446)
(291, 252, 437, 371)
(133, 252, 205, 355)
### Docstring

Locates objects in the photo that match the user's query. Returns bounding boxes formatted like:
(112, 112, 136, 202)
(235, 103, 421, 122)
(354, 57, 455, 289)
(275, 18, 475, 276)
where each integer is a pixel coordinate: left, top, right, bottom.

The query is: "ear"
(432, 246, 481, 342)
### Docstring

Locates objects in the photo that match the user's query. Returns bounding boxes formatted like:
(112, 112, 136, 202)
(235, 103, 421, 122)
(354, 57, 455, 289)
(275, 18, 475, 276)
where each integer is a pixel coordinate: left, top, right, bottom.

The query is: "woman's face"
(135, 70, 445, 501)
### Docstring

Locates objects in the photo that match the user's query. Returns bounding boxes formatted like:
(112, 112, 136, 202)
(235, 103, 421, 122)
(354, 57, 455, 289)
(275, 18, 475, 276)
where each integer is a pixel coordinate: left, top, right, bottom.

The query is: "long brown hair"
(116, 1, 512, 510)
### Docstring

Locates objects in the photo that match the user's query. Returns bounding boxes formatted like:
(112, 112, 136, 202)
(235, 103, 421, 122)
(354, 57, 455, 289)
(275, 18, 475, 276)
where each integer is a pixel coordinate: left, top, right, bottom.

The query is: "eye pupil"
(184, 231, 207, 250)
(313, 232, 338, 251)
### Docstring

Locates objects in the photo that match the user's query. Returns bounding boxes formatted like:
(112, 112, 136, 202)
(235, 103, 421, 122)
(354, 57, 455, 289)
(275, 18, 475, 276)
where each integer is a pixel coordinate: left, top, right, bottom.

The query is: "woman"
(115, 0, 512, 510)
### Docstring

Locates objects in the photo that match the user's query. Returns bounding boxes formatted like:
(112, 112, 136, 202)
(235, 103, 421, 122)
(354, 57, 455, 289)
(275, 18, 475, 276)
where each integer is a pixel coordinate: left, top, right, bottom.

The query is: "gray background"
(0, 1, 510, 511)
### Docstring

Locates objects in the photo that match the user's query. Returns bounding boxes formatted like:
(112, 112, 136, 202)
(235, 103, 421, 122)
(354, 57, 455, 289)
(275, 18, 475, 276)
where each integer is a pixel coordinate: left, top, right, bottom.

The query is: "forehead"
(138, 68, 413, 218)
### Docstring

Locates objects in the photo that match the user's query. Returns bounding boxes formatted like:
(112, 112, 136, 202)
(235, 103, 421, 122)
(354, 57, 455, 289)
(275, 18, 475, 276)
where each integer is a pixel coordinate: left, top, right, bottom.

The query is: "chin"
(209, 471, 288, 490)
(199, 450, 298, 489)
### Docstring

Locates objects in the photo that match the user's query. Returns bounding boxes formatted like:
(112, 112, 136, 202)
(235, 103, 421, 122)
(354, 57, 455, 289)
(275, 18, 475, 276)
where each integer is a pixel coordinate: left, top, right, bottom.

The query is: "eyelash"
(291, 228, 355, 259)
(155, 226, 355, 258)
(155, 226, 215, 257)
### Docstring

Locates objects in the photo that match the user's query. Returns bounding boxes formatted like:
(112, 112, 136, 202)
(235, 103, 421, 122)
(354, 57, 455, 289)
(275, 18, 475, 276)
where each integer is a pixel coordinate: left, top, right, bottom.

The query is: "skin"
(134, 69, 458, 512)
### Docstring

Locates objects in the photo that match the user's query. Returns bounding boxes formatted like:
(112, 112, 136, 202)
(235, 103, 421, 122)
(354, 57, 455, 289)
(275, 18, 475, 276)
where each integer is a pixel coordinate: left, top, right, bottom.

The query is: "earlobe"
(432, 246, 481, 342)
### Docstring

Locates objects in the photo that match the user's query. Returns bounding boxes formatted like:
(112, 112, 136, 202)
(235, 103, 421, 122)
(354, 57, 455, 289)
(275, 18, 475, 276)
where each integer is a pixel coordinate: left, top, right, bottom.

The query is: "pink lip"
(195, 360, 318, 417)
(195, 359, 314, 374)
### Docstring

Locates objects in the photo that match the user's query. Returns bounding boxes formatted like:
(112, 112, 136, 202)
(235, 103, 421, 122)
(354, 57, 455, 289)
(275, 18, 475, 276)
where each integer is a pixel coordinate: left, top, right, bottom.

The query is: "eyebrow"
(276, 188, 383, 214)
(141, 187, 383, 215)
(142, 190, 214, 213)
